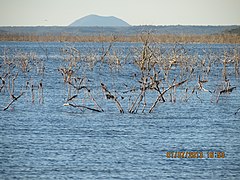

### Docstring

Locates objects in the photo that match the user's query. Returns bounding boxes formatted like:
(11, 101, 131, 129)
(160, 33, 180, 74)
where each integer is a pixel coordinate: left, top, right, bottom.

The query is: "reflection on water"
(0, 42, 240, 179)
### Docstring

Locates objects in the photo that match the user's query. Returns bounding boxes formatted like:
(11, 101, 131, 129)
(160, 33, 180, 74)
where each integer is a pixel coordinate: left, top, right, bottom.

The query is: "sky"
(0, 0, 240, 26)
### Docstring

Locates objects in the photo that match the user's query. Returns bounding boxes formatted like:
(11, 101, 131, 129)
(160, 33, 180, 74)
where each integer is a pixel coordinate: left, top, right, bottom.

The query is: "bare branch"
(3, 92, 24, 111)
(149, 79, 188, 113)
(64, 103, 103, 113)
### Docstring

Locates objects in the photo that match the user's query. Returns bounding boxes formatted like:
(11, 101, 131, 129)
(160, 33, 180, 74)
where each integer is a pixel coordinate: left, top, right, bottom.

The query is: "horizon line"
(0, 24, 239, 27)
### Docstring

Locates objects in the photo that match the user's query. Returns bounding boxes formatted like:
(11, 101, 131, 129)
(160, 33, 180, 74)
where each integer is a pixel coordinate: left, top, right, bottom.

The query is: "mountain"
(69, 14, 130, 27)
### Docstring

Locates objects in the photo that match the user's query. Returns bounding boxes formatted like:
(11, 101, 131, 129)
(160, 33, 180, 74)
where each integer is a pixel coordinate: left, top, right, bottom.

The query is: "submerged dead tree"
(1, 49, 45, 111)
(2, 36, 239, 114)
(59, 36, 238, 114)
(59, 46, 104, 113)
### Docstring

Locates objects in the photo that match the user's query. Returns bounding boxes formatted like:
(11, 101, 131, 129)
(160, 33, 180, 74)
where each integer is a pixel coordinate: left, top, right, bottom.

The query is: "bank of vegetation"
(0, 33, 240, 44)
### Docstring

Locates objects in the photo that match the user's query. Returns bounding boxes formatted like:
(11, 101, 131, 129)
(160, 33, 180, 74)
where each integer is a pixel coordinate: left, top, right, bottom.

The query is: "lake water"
(0, 42, 240, 179)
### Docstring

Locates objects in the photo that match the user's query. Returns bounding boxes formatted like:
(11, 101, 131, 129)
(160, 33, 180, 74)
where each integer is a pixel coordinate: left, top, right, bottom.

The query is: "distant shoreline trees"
(0, 33, 239, 44)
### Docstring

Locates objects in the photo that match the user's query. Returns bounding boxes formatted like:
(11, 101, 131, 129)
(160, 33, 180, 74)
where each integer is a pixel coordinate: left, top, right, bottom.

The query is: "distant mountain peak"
(69, 14, 130, 27)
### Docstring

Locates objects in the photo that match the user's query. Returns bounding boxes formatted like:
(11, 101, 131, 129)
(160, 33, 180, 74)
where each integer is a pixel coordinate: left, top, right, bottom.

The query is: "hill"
(69, 14, 130, 27)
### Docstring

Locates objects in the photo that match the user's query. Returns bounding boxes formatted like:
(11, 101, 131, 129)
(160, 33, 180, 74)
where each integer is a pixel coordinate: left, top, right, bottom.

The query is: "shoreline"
(0, 34, 239, 44)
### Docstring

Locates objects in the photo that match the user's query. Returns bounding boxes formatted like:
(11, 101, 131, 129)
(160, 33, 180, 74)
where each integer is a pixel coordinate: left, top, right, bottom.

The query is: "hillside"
(69, 14, 130, 27)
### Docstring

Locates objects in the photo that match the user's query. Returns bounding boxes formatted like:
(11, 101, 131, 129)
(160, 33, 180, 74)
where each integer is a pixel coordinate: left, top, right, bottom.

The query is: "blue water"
(0, 42, 240, 179)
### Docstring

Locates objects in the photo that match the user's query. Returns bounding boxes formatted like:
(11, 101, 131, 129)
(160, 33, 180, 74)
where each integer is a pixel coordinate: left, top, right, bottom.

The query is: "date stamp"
(166, 151, 225, 159)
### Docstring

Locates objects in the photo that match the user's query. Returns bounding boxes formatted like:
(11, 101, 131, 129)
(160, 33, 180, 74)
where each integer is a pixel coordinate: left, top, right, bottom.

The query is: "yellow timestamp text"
(166, 151, 225, 159)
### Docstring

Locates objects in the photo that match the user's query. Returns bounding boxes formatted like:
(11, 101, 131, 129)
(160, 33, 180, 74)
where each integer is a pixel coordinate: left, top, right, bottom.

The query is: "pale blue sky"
(0, 0, 239, 26)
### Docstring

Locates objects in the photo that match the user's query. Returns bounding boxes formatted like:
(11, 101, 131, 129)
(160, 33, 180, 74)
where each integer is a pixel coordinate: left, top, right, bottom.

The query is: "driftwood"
(64, 103, 103, 112)
(235, 108, 240, 115)
(67, 94, 78, 102)
(128, 83, 147, 113)
(100, 42, 113, 61)
(216, 86, 236, 103)
(38, 81, 44, 104)
(68, 81, 90, 92)
(219, 86, 236, 94)
(129, 92, 145, 113)
(149, 79, 188, 113)
(68, 80, 104, 112)
(11, 72, 18, 95)
(3, 92, 24, 111)
(87, 90, 104, 112)
(101, 83, 124, 113)
(0, 76, 6, 92)
(197, 76, 212, 93)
